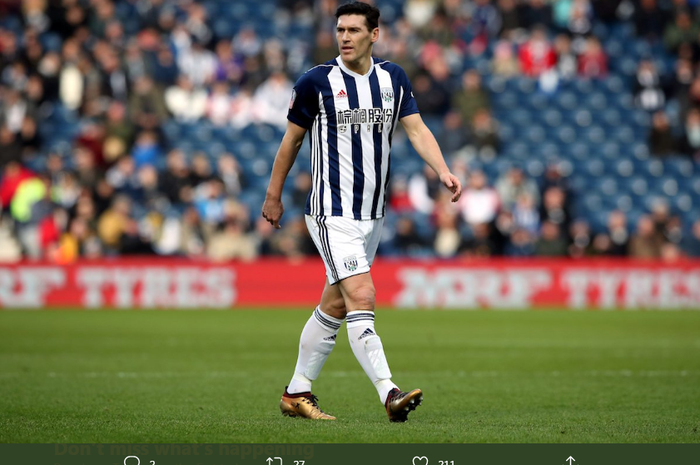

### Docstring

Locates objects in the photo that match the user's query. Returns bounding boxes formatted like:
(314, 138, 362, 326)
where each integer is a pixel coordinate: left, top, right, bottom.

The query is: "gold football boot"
(385, 388, 423, 422)
(280, 388, 336, 420)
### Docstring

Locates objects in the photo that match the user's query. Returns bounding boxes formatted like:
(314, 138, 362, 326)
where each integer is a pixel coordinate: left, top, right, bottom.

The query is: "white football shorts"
(305, 215, 384, 285)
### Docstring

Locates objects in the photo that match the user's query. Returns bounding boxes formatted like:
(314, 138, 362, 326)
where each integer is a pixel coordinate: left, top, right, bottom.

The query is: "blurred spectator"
(607, 210, 630, 256)
(97, 195, 152, 255)
(404, 0, 439, 30)
(649, 110, 676, 155)
(128, 75, 168, 131)
(519, 27, 556, 77)
(194, 178, 227, 227)
(628, 215, 665, 258)
(314, 30, 337, 65)
(505, 228, 536, 257)
(540, 186, 571, 229)
(214, 40, 245, 86)
(230, 87, 255, 129)
(393, 216, 429, 255)
(535, 220, 568, 256)
(633, 60, 666, 112)
(412, 63, 451, 117)
(159, 149, 192, 205)
(452, 70, 490, 130)
(568, 219, 593, 258)
(291, 171, 313, 211)
(217, 153, 244, 197)
(252, 71, 294, 128)
(459, 170, 500, 226)
(520, 0, 553, 30)
(663, 10, 699, 53)
(557, 0, 594, 36)
(165, 75, 207, 123)
(205, 81, 234, 126)
(471, 0, 503, 39)
(206, 202, 257, 262)
(106, 155, 139, 195)
(511, 192, 540, 235)
(495, 166, 540, 211)
(577, 36, 607, 78)
(553, 34, 577, 80)
(634, 0, 671, 41)
(677, 108, 700, 158)
(104, 100, 135, 163)
(681, 219, 700, 257)
(433, 198, 462, 258)
(190, 152, 216, 188)
(152, 44, 179, 87)
(177, 38, 217, 87)
(131, 131, 162, 169)
(491, 40, 520, 78)
(461, 222, 496, 257)
(497, 0, 521, 36)
(408, 165, 442, 215)
(0, 124, 22, 166)
(233, 28, 263, 59)
(469, 108, 500, 155)
(268, 215, 315, 259)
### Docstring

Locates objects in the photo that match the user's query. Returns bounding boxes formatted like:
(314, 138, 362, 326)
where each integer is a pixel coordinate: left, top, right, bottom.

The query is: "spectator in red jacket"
(0, 161, 35, 211)
(519, 27, 556, 77)
(578, 36, 607, 78)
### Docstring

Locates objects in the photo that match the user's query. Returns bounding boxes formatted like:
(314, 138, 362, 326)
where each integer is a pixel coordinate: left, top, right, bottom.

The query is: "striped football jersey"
(287, 56, 419, 220)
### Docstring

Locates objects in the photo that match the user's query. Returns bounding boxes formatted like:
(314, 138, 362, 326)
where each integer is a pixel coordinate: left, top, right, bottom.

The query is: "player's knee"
(324, 297, 347, 319)
(348, 284, 375, 310)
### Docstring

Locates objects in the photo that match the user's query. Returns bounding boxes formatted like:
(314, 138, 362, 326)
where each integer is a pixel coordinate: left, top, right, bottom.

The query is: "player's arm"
(401, 113, 462, 202)
(262, 121, 307, 228)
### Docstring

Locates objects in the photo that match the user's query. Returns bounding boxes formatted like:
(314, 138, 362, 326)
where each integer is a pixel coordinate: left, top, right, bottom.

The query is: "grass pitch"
(1, 309, 699, 443)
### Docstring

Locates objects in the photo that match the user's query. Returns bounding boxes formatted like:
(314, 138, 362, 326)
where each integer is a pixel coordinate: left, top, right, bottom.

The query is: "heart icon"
(412, 456, 428, 465)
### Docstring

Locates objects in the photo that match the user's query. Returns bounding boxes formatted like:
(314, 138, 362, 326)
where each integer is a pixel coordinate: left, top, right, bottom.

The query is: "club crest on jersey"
(343, 255, 358, 272)
(381, 87, 394, 103)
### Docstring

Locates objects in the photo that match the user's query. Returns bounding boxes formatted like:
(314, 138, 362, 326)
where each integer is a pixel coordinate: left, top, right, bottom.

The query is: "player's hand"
(440, 172, 462, 202)
(261, 198, 284, 229)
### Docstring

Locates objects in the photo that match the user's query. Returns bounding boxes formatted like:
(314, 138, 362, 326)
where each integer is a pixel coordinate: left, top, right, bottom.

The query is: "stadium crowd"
(1, 0, 700, 263)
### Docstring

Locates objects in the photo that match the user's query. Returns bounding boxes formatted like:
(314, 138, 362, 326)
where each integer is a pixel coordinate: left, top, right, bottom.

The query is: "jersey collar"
(337, 56, 375, 79)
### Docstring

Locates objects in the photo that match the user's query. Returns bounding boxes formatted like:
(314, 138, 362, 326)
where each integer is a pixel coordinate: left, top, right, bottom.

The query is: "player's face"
(336, 14, 378, 67)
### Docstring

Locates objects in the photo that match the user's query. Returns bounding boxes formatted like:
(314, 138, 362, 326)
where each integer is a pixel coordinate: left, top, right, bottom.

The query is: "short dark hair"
(335, 1, 380, 31)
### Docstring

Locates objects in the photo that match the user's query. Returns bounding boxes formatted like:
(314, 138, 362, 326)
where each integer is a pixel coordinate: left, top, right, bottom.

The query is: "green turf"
(1, 309, 699, 443)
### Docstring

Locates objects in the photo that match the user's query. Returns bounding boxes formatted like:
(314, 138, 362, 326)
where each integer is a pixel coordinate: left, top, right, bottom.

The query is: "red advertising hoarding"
(1, 258, 699, 309)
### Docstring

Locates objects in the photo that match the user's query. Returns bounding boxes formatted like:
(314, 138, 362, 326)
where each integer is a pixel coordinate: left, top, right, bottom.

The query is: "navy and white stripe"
(345, 311, 375, 325)
(314, 307, 343, 331)
(315, 216, 340, 282)
(288, 57, 419, 220)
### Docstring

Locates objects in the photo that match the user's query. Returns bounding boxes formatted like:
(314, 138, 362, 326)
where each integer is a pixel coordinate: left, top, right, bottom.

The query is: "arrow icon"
(266, 459, 282, 465)
(566, 457, 575, 465)
(266, 459, 272, 465)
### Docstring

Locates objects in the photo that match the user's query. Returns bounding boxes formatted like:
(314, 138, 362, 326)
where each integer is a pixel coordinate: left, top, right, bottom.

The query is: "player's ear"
(371, 27, 379, 43)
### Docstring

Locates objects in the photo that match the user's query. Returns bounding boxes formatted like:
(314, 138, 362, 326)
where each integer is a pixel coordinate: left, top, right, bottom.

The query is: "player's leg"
(338, 272, 397, 401)
(278, 217, 348, 420)
(287, 279, 345, 395)
(336, 218, 422, 421)
(340, 272, 423, 421)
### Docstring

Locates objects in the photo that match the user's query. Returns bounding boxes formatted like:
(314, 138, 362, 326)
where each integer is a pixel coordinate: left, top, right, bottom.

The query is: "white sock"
(346, 311, 398, 404)
(287, 306, 343, 394)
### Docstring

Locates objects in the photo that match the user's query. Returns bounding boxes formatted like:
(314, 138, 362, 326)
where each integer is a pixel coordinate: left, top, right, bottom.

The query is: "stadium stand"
(1, 0, 699, 262)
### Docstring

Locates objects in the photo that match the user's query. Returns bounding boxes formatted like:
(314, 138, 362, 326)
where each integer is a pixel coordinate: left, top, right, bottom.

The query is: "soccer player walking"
(262, 1, 462, 422)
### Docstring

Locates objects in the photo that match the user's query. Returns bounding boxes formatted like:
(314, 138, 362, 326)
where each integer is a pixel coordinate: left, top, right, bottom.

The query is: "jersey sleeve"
(287, 72, 319, 129)
(397, 67, 420, 119)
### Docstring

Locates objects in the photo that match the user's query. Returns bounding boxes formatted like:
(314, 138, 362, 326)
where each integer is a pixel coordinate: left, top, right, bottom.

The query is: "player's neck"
(341, 55, 372, 76)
